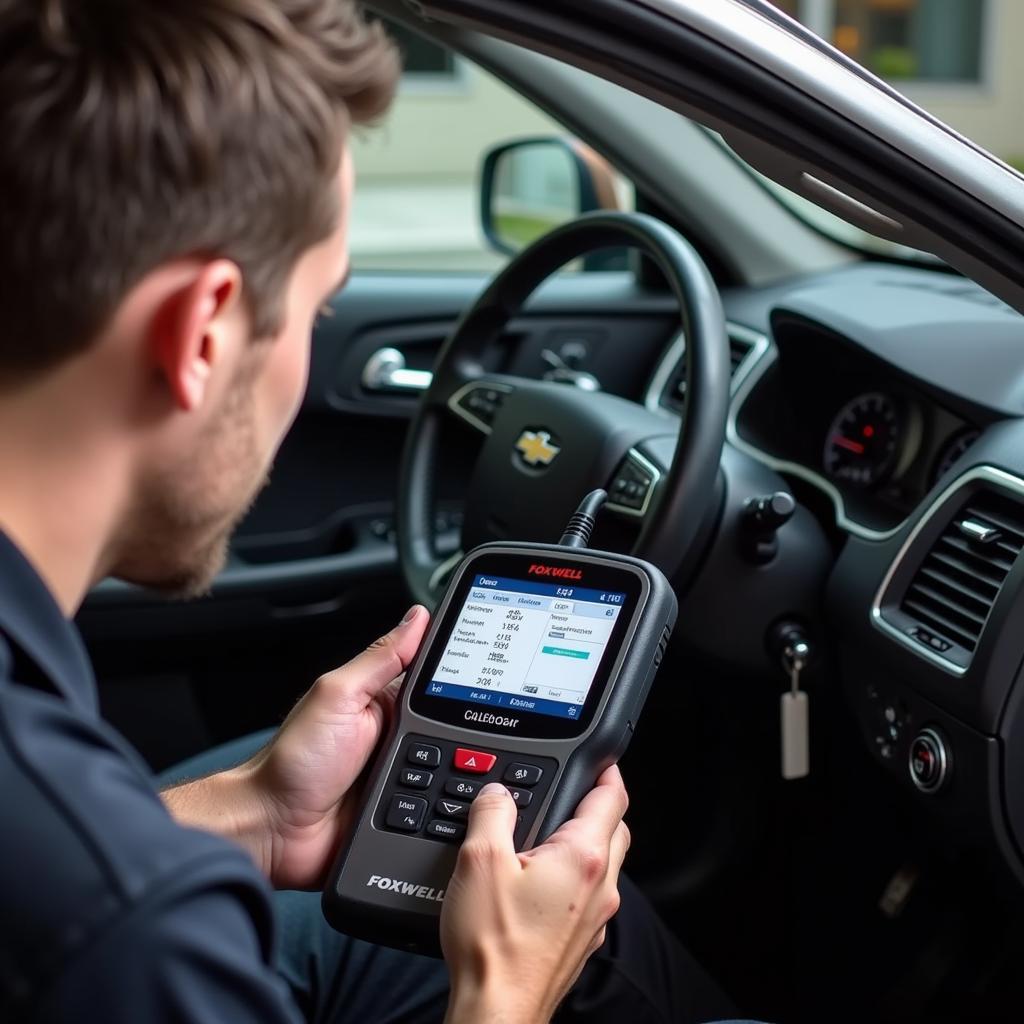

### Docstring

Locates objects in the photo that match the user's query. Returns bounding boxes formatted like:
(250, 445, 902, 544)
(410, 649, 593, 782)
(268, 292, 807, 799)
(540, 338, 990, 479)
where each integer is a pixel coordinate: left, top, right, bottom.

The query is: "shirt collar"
(0, 530, 97, 715)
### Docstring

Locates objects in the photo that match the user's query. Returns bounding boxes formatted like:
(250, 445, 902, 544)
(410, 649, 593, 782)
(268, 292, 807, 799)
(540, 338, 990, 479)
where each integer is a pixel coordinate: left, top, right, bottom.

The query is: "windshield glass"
(739, 0, 1014, 260)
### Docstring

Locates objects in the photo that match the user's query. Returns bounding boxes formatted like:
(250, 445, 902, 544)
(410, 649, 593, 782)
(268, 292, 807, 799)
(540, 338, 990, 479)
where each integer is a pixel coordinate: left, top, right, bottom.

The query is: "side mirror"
(480, 137, 624, 255)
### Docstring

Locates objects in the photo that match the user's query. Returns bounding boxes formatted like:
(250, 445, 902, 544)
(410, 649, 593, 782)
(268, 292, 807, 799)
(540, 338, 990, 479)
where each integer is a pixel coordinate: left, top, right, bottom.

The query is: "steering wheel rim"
(397, 211, 731, 609)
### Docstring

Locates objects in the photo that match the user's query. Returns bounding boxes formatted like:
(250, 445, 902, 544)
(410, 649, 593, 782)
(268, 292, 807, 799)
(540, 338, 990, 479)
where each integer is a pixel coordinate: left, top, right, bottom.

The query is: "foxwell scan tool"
(323, 490, 677, 954)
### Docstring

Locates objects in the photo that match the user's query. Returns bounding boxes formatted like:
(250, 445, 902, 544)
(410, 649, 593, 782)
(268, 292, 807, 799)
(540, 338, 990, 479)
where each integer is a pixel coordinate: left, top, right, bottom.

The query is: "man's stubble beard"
(111, 360, 273, 599)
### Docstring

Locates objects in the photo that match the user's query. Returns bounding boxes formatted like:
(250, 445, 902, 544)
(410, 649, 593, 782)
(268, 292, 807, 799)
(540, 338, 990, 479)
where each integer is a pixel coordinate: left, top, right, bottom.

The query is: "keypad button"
(436, 798, 471, 820)
(506, 787, 533, 809)
(385, 794, 427, 832)
(454, 748, 497, 774)
(407, 743, 441, 768)
(445, 778, 481, 799)
(426, 819, 466, 842)
(400, 768, 433, 790)
(503, 763, 543, 786)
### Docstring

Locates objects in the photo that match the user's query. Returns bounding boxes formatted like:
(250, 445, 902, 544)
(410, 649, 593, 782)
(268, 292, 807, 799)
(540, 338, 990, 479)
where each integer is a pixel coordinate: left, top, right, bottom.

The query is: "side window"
(348, 23, 634, 272)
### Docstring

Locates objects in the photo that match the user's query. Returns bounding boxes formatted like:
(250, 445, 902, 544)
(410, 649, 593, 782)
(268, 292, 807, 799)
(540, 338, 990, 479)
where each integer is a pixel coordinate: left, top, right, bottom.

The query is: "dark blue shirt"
(0, 532, 301, 1022)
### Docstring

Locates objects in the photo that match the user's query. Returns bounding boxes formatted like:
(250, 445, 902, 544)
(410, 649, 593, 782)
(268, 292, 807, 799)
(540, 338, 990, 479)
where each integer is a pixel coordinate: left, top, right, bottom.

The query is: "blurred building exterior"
(771, 0, 1022, 166)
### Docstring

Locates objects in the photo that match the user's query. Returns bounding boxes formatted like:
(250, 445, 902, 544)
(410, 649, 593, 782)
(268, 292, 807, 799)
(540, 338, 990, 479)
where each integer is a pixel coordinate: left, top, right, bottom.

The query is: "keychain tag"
(781, 689, 809, 779)
(780, 637, 810, 780)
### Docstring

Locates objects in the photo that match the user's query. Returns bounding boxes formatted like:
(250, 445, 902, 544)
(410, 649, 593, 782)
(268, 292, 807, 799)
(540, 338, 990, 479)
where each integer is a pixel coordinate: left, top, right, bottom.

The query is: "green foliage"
(870, 46, 919, 80)
(493, 211, 565, 249)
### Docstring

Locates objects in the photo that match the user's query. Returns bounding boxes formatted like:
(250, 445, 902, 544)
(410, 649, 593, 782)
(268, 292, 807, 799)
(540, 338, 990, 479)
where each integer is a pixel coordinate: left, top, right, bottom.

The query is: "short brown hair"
(0, 0, 398, 374)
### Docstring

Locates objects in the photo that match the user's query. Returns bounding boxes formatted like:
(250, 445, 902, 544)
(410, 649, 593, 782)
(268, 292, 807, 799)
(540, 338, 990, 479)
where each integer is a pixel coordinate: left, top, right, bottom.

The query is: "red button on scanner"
(454, 748, 497, 774)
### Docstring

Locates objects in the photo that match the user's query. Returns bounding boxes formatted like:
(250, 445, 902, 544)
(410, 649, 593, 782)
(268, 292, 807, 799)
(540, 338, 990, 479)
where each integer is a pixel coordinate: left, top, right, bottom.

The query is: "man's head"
(0, 0, 398, 598)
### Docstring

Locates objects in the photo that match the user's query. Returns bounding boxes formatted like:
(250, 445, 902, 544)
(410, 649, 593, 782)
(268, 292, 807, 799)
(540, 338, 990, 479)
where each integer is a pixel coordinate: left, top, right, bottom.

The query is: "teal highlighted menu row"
(541, 646, 590, 660)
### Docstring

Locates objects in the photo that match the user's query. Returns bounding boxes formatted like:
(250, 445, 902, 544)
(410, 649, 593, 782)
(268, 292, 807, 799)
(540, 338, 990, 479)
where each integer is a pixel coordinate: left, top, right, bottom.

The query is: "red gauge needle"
(832, 435, 866, 455)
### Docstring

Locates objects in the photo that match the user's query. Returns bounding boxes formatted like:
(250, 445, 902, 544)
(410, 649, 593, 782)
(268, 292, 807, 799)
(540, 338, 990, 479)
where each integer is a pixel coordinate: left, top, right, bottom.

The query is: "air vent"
(898, 489, 1024, 656)
(661, 332, 754, 414)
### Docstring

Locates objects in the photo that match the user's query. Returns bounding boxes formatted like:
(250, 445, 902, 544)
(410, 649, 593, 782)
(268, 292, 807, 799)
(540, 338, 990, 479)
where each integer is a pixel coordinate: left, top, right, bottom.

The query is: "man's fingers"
(608, 820, 630, 878)
(545, 764, 628, 850)
(312, 605, 428, 710)
(458, 784, 517, 873)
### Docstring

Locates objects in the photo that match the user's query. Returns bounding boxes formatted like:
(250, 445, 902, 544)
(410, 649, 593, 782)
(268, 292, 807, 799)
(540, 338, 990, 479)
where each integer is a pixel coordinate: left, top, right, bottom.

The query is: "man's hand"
(441, 767, 630, 1024)
(162, 605, 429, 889)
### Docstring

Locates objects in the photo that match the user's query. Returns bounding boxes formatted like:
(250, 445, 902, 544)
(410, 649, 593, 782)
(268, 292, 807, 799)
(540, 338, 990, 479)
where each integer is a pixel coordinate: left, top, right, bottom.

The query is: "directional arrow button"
(436, 799, 470, 820)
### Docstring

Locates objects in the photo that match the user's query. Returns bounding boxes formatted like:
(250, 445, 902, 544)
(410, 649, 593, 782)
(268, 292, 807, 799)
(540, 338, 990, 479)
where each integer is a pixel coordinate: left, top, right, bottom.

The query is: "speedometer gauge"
(823, 392, 901, 489)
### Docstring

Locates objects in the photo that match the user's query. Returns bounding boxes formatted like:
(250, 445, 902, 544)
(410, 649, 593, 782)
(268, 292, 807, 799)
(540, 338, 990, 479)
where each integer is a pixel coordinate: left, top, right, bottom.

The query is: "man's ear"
(151, 260, 245, 412)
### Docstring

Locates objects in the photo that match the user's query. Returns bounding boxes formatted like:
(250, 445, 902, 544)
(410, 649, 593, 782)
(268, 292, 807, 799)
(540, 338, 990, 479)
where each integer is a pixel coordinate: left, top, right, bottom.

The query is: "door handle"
(361, 347, 433, 393)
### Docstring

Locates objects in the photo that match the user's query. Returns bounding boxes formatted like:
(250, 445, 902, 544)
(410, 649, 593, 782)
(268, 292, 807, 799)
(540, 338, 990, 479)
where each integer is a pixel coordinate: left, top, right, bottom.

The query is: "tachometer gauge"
(823, 392, 901, 489)
(931, 427, 980, 486)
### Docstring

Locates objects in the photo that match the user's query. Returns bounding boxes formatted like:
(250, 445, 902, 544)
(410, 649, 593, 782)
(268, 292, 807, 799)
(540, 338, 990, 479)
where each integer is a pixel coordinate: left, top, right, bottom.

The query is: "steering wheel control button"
(909, 728, 950, 794)
(450, 382, 512, 433)
(506, 787, 533, 809)
(426, 819, 466, 842)
(386, 794, 428, 832)
(504, 763, 543, 786)
(453, 748, 497, 774)
(436, 799, 471, 820)
(606, 449, 661, 517)
(610, 470, 650, 510)
(445, 778, 481, 799)
(400, 769, 433, 790)
(408, 743, 441, 768)
(464, 389, 502, 423)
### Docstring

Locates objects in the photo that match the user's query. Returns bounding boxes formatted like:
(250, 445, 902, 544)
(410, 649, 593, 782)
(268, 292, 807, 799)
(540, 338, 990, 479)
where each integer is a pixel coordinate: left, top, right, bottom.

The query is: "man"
(0, 2, 741, 1021)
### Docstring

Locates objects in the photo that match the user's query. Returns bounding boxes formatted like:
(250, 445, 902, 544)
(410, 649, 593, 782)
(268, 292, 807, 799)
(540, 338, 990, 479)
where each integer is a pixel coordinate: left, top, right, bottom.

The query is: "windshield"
(733, 0, 1015, 262)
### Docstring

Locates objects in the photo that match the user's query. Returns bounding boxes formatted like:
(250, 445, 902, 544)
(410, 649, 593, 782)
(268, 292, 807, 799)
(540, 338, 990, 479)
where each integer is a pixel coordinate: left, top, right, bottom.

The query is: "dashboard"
(729, 311, 985, 537)
(643, 261, 1024, 888)
(644, 263, 1024, 540)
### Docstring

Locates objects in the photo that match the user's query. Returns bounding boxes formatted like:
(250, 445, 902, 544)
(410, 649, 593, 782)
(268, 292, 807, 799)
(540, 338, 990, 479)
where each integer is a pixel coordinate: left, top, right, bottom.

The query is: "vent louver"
(661, 333, 754, 413)
(899, 489, 1024, 655)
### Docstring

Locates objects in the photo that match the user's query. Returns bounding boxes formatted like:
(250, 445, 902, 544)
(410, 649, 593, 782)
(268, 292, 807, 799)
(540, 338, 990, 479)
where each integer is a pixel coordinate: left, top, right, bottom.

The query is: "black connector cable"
(558, 489, 608, 548)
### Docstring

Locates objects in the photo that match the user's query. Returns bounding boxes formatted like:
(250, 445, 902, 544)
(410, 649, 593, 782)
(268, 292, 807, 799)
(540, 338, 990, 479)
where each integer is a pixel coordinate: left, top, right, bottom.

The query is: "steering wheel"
(397, 211, 730, 609)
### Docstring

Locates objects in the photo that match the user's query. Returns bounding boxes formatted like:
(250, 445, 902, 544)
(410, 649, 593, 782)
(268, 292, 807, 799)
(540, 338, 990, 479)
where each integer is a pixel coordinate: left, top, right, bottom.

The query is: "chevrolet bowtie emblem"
(515, 430, 561, 467)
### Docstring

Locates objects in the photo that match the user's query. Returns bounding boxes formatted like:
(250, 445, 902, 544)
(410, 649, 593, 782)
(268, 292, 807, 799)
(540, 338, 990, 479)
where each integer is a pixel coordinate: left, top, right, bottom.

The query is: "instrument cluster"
(822, 390, 980, 494)
(730, 337, 987, 537)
